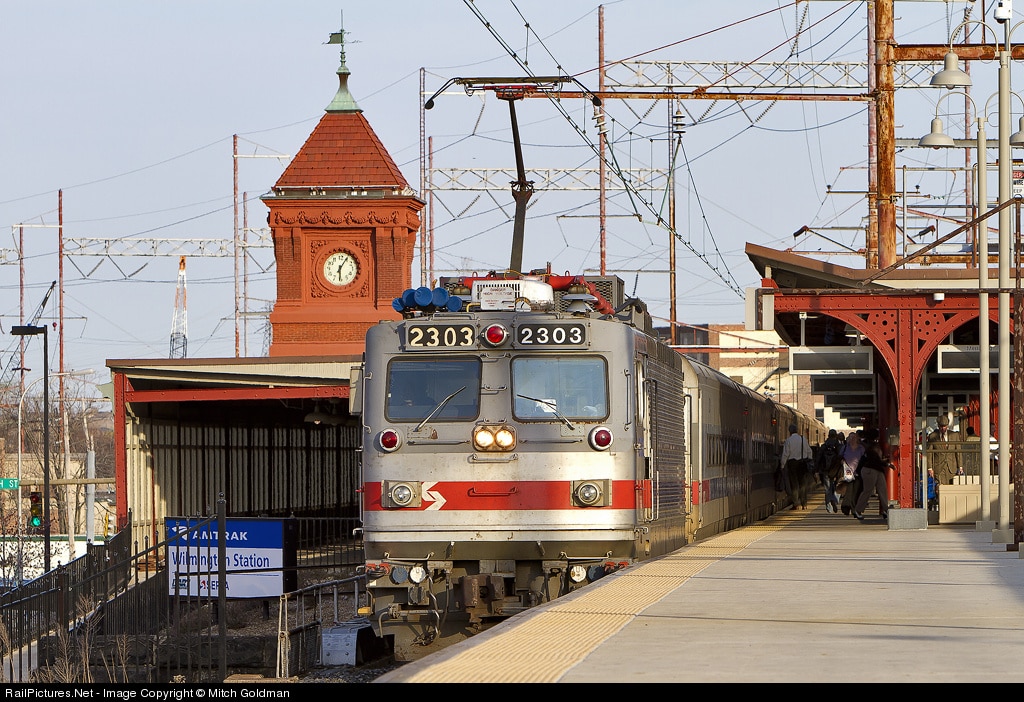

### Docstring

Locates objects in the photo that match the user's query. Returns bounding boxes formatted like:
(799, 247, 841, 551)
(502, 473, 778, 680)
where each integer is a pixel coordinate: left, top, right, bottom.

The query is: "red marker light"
(483, 324, 508, 346)
(378, 429, 401, 452)
(588, 427, 613, 450)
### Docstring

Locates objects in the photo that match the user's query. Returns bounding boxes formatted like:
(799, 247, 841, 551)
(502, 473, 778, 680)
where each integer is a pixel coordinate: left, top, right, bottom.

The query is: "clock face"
(323, 251, 359, 287)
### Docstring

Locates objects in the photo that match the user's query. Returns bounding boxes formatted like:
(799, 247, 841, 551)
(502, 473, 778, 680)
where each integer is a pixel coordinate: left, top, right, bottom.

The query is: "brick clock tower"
(262, 37, 424, 356)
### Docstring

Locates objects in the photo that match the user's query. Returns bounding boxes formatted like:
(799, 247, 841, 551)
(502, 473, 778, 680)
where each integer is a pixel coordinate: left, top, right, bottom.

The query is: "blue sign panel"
(165, 518, 287, 598)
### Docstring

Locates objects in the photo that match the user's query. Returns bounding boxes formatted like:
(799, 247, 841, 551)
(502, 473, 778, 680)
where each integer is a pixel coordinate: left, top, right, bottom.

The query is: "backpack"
(823, 440, 839, 461)
(818, 437, 840, 474)
(858, 445, 887, 472)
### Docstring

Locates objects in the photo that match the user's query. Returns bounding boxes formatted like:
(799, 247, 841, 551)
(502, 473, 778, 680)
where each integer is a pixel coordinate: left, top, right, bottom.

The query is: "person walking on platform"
(779, 424, 814, 510)
(853, 427, 891, 521)
(817, 429, 843, 513)
(837, 430, 865, 515)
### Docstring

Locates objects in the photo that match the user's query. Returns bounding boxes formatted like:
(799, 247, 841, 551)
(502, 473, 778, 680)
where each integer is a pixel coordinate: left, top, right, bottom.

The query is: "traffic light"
(28, 491, 42, 530)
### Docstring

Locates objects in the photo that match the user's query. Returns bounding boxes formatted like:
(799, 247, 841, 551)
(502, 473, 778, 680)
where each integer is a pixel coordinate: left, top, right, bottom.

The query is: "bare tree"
(0, 374, 112, 580)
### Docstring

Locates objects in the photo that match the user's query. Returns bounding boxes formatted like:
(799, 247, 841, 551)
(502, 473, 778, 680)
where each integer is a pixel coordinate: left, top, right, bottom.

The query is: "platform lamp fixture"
(11, 323, 51, 572)
(925, 3, 1024, 541)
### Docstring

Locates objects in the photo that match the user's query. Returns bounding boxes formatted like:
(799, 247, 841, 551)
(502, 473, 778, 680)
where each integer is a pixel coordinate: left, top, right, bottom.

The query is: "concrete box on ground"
(888, 508, 928, 530)
(939, 481, 1014, 524)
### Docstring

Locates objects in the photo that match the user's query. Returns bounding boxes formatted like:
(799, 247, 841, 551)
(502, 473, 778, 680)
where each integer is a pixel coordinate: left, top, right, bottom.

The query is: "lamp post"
(978, 110, 995, 531)
(16, 377, 43, 584)
(926, 11, 1024, 542)
(996, 17, 1013, 544)
(918, 89, 1023, 526)
(14, 368, 93, 582)
(11, 324, 50, 571)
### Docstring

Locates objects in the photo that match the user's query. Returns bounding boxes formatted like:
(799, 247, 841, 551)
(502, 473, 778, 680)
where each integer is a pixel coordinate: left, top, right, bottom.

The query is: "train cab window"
(385, 358, 481, 421)
(512, 356, 608, 421)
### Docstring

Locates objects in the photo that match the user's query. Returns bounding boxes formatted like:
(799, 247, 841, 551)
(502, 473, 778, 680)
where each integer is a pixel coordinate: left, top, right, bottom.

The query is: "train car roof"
(682, 353, 763, 402)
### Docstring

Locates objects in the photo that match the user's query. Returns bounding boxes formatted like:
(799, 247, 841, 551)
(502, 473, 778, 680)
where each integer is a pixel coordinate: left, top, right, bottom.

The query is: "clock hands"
(327, 254, 356, 284)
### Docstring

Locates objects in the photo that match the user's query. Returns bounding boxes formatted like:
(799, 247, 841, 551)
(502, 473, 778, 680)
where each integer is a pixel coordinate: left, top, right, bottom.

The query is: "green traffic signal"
(28, 491, 42, 529)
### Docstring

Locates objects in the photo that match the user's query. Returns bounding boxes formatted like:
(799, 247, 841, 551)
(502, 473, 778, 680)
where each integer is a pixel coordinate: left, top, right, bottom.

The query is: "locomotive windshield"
(386, 358, 481, 421)
(512, 356, 608, 420)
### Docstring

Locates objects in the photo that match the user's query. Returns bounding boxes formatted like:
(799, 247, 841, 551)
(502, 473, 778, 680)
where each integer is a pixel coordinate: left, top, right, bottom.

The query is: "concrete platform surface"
(377, 496, 1024, 683)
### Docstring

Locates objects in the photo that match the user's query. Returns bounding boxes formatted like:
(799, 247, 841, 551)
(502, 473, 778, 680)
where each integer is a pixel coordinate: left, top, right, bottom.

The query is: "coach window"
(386, 358, 481, 421)
(512, 356, 608, 420)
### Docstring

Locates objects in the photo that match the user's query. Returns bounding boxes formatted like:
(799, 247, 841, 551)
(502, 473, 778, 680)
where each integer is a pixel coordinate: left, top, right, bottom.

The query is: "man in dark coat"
(926, 414, 962, 487)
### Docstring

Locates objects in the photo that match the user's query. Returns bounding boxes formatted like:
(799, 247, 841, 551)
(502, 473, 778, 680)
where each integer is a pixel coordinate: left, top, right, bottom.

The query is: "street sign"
(0, 478, 19, 490)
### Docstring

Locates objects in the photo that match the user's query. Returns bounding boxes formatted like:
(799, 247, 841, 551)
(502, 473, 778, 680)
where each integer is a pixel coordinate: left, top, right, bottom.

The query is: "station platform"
(376, 492, 1024, 683)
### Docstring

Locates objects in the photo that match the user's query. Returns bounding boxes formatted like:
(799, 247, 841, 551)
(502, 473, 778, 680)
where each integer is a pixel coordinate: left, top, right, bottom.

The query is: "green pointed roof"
(325, 26, 360, 113)
(267, 23, 413, 196)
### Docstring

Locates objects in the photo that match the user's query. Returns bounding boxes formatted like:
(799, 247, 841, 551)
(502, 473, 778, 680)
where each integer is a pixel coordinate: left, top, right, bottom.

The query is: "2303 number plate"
(516, 323, 586, 345)
(407, 324, 476, 348)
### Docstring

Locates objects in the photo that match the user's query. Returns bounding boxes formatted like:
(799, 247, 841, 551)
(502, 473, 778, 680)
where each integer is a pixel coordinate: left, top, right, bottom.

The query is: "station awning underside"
(745, 242, 988, 421)
(106, 355, 360, 411)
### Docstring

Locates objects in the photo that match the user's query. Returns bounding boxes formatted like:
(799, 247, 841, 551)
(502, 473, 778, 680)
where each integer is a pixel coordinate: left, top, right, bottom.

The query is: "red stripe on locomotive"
(363, 480, 639, 510)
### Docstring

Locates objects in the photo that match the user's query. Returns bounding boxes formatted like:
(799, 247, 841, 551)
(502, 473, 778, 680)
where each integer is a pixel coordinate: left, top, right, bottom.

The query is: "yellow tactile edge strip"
(398, 506, 806, 682)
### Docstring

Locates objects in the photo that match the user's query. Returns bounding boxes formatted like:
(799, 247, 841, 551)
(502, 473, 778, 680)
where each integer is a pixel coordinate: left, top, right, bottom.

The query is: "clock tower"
(262, 32, 424, 357)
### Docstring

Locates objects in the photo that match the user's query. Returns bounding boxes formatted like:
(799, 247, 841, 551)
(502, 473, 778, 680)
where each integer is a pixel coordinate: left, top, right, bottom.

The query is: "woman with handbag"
(837, 430, 866, 516)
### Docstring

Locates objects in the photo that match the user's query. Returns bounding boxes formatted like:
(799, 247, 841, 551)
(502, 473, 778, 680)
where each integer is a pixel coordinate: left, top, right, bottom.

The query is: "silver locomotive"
(350, 273, 823, 660)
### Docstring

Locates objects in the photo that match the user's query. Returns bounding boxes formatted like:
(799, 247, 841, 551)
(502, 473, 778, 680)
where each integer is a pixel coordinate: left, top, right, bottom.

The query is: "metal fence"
(275, 574, 368, 678)
(0, 509, 364, 683)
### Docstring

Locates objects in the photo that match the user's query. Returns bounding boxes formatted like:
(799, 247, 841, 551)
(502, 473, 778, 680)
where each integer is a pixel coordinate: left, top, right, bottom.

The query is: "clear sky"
(0, 1, 997, 391)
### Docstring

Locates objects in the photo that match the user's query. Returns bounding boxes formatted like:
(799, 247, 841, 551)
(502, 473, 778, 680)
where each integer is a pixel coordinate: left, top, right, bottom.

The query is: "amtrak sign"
(165, 517, 297, 598)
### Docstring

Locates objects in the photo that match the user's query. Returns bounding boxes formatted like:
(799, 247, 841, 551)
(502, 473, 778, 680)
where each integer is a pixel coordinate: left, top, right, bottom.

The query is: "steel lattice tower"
(169, 256, 188, 359)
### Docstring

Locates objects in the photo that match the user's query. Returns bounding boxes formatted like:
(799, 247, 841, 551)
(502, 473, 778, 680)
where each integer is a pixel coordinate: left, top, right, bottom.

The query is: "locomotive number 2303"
(407, 325, 476, 348)
(517, 323, 586, 345)
(406, 323, 587, 348)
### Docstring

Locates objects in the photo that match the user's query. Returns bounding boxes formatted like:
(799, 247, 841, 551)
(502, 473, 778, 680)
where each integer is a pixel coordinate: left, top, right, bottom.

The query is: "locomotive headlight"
(494, 426, 516, 448)
(391, 484, 414, 505)
(383, 480, 422, 508)
(474, 427, 495, 449)
(588, 426, 613, 451)
(377, 429, 402, 452)
(408, 565, 428, 584)
(572, 479, 611, 507)
(576, 482, 601, 505)
(482, 324, 509, 347)
(473, 424, 516, 451)
(568, 564, 588, 584)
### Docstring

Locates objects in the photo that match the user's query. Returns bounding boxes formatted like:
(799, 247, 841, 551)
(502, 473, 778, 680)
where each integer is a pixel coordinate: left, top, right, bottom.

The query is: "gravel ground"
(296, 656, 407, 683)
(224, 581, 407, 683)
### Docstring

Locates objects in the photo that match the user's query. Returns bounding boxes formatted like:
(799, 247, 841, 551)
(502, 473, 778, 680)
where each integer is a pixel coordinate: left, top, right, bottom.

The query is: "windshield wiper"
(415, 386, 467, 432)
(516, 394, 575, 430)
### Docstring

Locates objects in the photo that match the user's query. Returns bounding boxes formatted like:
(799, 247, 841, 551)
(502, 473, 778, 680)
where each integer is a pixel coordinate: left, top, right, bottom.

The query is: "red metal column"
(894, 308, 916, 507)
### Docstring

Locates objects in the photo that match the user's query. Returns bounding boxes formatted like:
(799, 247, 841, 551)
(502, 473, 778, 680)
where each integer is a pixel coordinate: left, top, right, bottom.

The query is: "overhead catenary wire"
(459, 0, 867, 298)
